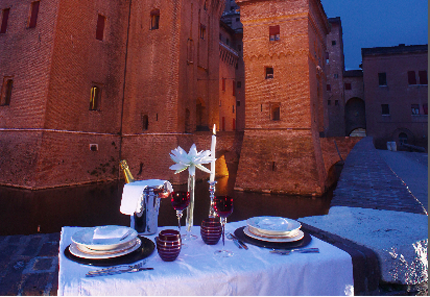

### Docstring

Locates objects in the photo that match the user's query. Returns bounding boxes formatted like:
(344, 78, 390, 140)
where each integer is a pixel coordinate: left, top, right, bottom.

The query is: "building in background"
(361, 44, 428, 150)
(343, 70, 365, 137)
(325, 17, 346, 137)
(0, 0, 224, 189)
(234, 0, 334, 195)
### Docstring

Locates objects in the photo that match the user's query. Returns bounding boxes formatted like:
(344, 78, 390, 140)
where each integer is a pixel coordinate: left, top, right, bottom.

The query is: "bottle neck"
(120, 160, 135, 183)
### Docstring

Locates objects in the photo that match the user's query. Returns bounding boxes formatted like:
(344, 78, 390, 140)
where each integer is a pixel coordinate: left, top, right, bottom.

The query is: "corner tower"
(234, 0, 330, 195)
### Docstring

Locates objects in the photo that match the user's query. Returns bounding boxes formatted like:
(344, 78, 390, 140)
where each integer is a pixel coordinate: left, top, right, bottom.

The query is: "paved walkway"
(331, 137, 428, 215)
(0, 136, 427, 295)
(378, 150, 428, 212)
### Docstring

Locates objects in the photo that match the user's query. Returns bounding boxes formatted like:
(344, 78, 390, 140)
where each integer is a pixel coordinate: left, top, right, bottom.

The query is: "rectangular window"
(381, 104, 389, 115)
(335, 100, 339, 106)
(236, 100, 240, 107)
(325, 52, 329, 64)
(327, 100, 331, 106)
(331, 40, 336, 46)
(1, 8, 10, 33)
(345, 82, 352, 90)
(150, 9, 160, 30)
(0, 77, 13, 106)
(334, 73, 339, 79)
(423, 103, 428, 115)
(265, 67, 274, 79)
(90, 85, 101, 110)
(96, 14, 105, 40)
(232, 104, 235, 113)
(411, 104, 420, 115)
(326, 84, 331, 91)
(408, 71, 416, 85)
(28, 1, 40, 28)
(419, 70, 428, 84)
(272, 105, 280, 121)
(237, 81, 241, 88)
(269, 25, 280, 41)
(232, 80, 235, 96)
(378, 72, 387, 86)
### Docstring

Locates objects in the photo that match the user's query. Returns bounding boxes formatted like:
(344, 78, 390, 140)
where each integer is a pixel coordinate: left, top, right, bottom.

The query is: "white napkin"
(120, 179, 173, 215)
(93, 226, 130, 240)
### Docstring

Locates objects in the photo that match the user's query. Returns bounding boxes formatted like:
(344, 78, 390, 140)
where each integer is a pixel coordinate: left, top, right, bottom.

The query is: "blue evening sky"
(320, 0, 428, 70)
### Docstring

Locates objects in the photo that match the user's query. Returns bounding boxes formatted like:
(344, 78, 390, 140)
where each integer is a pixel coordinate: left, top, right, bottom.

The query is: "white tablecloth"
(58, 221, 354, 296)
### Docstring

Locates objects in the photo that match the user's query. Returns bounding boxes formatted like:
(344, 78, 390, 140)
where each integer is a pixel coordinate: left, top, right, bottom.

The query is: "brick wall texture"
(0, 0, 361, 195)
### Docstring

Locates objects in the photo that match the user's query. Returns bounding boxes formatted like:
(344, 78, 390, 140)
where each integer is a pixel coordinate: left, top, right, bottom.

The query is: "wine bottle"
(120, 160, 135, 183)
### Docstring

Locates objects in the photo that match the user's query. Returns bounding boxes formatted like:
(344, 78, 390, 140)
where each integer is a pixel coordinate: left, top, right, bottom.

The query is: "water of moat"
(0, 170, 336, 236)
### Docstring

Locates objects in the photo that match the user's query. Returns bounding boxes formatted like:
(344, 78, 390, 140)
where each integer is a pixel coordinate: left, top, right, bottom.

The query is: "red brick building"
(0, 0, 360, 193)
(234, 0, 333, 195)
(0, 0, 224, 189)
(362, 44, 428, 150)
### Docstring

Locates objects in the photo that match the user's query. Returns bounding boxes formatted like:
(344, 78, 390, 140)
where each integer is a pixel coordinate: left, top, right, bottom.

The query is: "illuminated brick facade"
(234, 0, 333, 195)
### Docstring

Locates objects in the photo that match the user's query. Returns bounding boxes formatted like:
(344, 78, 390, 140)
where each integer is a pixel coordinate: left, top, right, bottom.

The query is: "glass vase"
(184, 174, 197, 240)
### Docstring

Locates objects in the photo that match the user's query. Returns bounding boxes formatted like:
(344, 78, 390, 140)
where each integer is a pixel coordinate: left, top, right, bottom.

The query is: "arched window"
(90, 86, 101, 110)
(150, 9, 160, 30)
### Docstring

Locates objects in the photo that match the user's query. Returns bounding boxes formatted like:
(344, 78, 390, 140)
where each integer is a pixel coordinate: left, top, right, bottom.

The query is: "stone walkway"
(331, 137, 427, 215)
(0, 136, 427, 295)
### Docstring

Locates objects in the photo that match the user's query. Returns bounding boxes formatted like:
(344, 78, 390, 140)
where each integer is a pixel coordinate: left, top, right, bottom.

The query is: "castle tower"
(234, 0, 330, 195)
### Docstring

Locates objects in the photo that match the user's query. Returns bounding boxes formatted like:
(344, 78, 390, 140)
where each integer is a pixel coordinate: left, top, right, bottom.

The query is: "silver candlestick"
(208, 180, 217, 218)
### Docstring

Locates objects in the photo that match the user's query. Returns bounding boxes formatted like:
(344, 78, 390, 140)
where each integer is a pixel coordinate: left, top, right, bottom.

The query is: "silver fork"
(86, 261, 145, 276)
(270, 248, 319, 255)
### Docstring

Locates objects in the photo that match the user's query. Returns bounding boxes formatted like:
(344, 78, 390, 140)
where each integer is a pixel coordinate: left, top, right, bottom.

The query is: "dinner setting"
(58, 127, 354, 296)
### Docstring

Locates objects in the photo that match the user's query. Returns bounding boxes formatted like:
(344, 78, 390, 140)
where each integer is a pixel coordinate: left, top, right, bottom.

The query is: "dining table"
(58, 220, 354, 296)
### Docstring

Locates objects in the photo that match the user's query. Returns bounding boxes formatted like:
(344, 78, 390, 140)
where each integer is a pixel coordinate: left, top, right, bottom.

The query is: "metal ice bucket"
(130, 180, 172, 235)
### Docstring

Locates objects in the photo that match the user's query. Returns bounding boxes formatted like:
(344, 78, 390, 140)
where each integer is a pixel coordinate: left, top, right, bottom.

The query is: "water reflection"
(0, 175, 333, 236)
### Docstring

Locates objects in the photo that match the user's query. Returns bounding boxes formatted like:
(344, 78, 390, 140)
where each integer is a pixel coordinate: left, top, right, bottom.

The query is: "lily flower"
(169, 144, 213, 176)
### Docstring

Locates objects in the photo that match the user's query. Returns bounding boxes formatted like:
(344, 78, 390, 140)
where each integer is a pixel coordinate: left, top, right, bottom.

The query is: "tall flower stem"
(184, 174, 197, 240)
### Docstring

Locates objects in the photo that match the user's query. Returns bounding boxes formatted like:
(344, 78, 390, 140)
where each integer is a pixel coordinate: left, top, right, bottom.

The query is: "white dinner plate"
(246, 216, 301, 236)
(71, 226, 138, 251)
(247, 225, 301, 239)
(69, 238, 141, 259)
(243, 226, 304, 243)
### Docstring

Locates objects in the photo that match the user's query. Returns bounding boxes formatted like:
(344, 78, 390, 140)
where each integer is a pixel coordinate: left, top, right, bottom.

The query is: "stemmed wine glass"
(170, 191, 190, 234)
(213, 195, 234, 257)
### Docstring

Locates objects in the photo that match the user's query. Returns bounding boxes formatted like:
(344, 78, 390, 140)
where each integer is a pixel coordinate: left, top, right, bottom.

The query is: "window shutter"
(419, 71, 428, 84)
(269, 25, 279, 35)
(408, 71, 416, 85)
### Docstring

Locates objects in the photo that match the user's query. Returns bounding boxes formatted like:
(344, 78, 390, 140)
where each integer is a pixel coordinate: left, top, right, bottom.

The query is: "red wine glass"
(170, 191, 190, 233)
(213, 195, 234, 257)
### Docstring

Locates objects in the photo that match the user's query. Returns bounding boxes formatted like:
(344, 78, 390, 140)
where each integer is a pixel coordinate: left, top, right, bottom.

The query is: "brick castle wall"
(234, 0, 332, 195)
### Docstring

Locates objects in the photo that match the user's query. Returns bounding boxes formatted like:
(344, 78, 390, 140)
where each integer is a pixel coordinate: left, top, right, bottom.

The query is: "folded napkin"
(120, 179, 173, 215)
(93, 226, 130, 240)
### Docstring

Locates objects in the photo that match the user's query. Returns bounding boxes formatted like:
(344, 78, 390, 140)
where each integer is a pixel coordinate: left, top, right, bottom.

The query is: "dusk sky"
(320, 0, 428, 70)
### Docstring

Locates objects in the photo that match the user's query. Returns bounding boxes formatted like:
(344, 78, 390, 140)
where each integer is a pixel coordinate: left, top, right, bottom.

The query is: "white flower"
(169, 144, 213, 176)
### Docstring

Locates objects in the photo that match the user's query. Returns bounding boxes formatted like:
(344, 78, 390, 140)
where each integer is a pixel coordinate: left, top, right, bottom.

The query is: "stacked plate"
(244, 216, 303, 243)
(69, 225, 140, 260)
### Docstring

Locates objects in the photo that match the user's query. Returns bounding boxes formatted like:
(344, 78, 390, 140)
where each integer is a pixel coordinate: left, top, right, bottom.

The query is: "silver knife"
(86, 267, 153, 277)
(229, 233, 248, 250)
